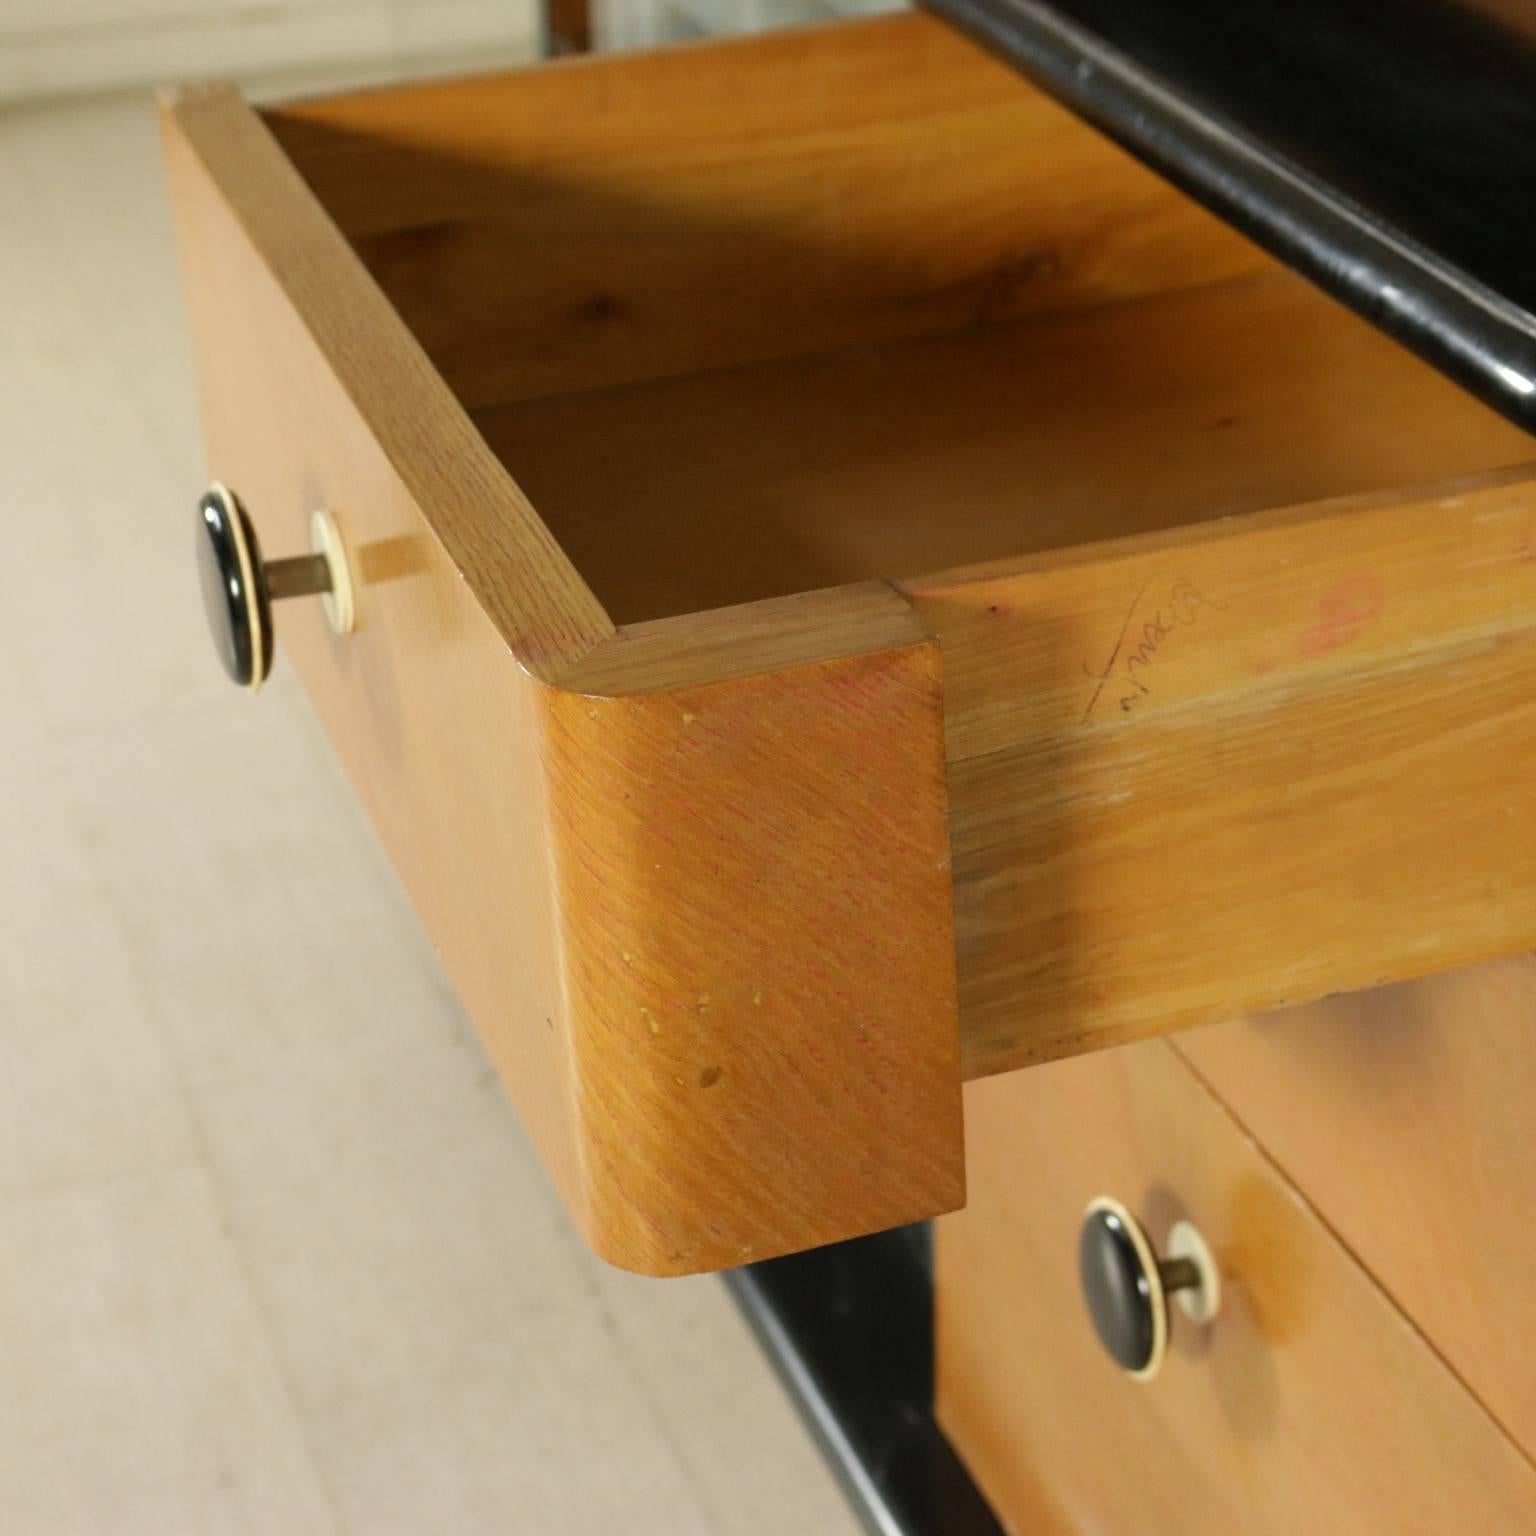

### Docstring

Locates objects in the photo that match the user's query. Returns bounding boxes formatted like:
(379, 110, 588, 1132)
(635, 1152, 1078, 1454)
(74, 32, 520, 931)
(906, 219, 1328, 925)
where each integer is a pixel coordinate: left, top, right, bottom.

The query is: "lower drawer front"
(1177, 955, 1536, 1463)
(935, 1043, 1536, 1534)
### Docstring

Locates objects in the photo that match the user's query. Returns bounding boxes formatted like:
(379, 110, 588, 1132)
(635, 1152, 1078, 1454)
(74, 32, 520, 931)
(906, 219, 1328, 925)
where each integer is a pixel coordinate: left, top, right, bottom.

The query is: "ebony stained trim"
(723, 1225, 1004, 1536)
(923, 0, 1536, 434)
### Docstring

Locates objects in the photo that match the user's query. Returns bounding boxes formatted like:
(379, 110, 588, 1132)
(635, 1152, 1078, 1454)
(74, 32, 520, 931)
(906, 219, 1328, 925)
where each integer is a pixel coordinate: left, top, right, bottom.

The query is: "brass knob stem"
(264, 552, 333, 602)
(1157, 1255, 1202, 1295)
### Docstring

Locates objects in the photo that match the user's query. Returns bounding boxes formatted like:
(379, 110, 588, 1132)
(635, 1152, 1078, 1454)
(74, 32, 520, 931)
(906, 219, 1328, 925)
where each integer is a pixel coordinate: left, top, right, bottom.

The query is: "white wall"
(0, 0, 539, 102)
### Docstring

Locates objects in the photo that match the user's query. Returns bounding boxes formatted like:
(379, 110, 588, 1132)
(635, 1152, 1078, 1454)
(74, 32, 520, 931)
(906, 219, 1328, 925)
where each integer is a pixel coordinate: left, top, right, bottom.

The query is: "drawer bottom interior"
(473, 271, 1528, 623)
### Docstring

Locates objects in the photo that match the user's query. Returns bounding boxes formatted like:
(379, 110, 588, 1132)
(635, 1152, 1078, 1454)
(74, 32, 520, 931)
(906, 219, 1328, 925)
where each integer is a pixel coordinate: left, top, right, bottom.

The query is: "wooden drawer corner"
(544, 590, 963, 1272)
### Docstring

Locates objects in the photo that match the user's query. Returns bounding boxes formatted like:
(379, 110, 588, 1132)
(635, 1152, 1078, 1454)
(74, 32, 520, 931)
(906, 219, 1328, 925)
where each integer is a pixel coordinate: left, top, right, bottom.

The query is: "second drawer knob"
(1079, 1197, 1221, 1380)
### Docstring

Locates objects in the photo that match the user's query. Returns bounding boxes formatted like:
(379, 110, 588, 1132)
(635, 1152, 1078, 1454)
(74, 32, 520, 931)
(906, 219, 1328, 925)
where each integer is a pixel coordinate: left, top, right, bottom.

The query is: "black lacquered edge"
(1079, 1199, 1163, 1378)
(198, 486, 274, 690)
(198, 487, 256, 687)
(921, 0, 1536, 435)
(723, 1226, 1004, 1536)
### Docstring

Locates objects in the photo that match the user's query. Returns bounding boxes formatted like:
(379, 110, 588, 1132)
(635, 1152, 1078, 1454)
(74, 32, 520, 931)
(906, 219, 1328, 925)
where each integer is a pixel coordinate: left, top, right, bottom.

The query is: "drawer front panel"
(1178, 956, 1536, 1459)
(936, 1044, 1536, 1534)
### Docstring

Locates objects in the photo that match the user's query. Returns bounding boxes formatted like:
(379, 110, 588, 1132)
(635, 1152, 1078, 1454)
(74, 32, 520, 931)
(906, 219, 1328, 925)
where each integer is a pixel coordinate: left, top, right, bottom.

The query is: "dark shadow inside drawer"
(264, 20, 1535, 625)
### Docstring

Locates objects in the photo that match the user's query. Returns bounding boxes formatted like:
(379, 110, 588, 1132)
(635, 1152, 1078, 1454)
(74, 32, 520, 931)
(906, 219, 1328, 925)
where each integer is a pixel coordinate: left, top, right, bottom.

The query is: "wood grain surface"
(906, 469, 1536, 1075)
(935, 1044, 1536, 1534)
(1177, 956, 1536, 1463)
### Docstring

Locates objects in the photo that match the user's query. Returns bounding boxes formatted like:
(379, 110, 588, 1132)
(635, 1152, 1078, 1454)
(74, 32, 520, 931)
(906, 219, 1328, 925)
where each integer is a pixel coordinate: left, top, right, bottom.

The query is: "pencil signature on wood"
(1082, 580, 1227, 722)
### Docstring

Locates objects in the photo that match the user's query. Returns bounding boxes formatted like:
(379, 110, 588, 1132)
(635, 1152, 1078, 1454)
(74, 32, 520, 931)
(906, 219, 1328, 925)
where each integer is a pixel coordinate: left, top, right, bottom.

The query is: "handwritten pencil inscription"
(1083, 580, 1227, 721)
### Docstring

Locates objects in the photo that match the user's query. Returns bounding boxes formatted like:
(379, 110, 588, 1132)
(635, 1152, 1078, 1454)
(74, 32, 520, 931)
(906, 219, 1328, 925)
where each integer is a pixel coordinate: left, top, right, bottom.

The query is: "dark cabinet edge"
(922, 0, 1536, 436)
(723, 1226, 1004, 1536)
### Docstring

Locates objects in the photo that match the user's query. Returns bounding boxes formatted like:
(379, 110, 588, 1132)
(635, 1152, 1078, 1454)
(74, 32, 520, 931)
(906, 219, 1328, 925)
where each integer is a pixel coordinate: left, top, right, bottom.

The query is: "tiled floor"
(0, 90, 859, 1536)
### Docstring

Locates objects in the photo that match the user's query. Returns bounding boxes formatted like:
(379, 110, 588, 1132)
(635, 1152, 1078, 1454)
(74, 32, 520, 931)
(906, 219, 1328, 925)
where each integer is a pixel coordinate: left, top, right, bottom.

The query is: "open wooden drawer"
(160, 13, 1536, 1275)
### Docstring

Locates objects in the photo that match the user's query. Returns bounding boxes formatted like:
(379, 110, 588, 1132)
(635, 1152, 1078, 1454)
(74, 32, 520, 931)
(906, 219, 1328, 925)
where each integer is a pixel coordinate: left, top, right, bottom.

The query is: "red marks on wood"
(1298, 574, 1384, 658)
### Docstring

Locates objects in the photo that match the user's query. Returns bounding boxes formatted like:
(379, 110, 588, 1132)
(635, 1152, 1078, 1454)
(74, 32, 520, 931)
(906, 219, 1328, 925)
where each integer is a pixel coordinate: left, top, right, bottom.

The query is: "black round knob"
(195, 484, 345, 691)
(1079, 1198, 1218, 1380)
